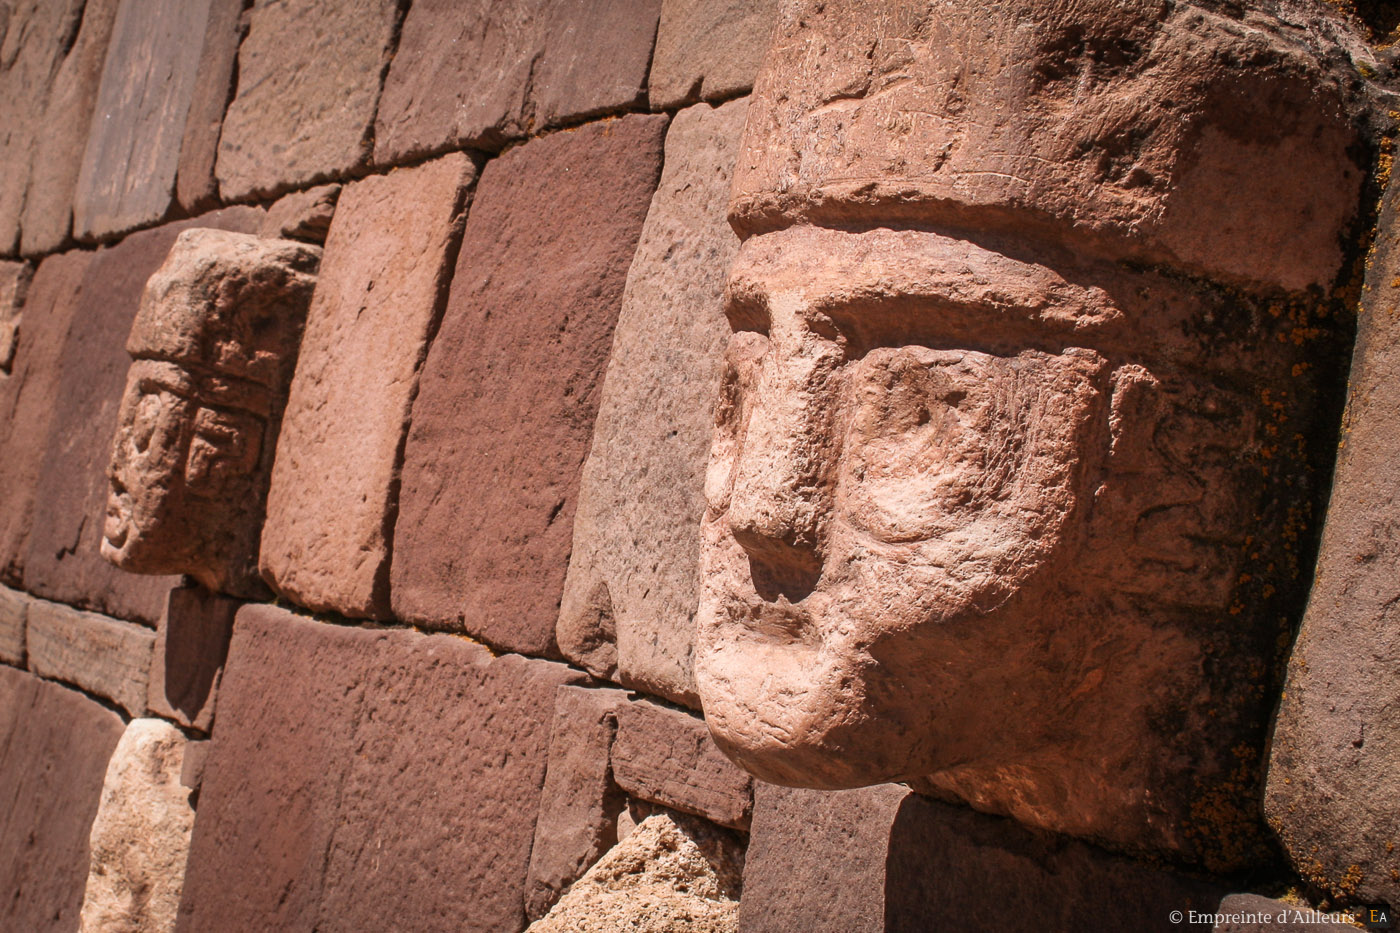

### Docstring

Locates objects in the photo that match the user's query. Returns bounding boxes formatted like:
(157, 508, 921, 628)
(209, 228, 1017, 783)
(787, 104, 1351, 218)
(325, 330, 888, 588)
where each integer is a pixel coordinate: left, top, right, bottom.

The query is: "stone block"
(146, 584, 240, 732)
(26, 598, 155, 715)
(374, 0, 661, 164)
(1266, 165, 1400, 909)
(649, 0, 778, 109)
(0, 665, 124, 933)
(0, 251, 90, 584)
(259, 154, 476, 619)
(80, 719, 195, 933)
(180, 739, 209, 793)
(391, 115, 665, 655)
(0, 0, 87, 253)
(525, 685, 630, 921)
(0, 583, 28, 665)
(526, 811, 743, 933)
(740, 784, 1228, 933)
(102, 229, 321, 597)
(558, 98, 746, 705)
(175, 0, 247, 213)
(0, 259, 30, 374)
(611, 697, 752, 830)
(18, 0, 120, 256)
(260, 184, 341, 243)
(215, 0, 401, 201)
(177, 603, 584, 932)
(21, 207, 264, 624)
(73, 0, 217, 240)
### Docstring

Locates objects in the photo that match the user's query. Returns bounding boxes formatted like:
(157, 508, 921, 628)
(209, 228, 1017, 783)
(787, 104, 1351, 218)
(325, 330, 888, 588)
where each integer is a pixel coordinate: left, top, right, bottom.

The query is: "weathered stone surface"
(26, 598, 155, 715)
(731, 0, 1364, 291)
(559, 99, 746, 706)
(649, 0, 778, 109)
(695, 1, 1357, 868)
(526, 685, 630, 921)
(0, 0, 86, 253)
(146, 584, 239, 732)
(374, 0, 661, 163)
(18, 0, 120, 256)
(612, 698, 753, 830)
(180, 739, 209, 793)
(102, 229, 320, 597)
(79, 718, 194, 933)
(1209, 895, 1358, 932)
(178, 604, 583, 932)
(0, 251, 90, 584)
(260, 154, 475, 619)
(740, 783, 1228, 933)
(175, 0, 247, 213)
(73, 0, 217, 240)
(260, 184, 341, 243)
(1266, 167, 1400, 909)
(391, 116, 665, 654)
(0, 665, 124, 933)
(527, 811, 743, 933)
(0, 259, 30, 373)
(215, 0, 401, 201)
(22, 208, 264, 624)
(0, 583, 28, 665)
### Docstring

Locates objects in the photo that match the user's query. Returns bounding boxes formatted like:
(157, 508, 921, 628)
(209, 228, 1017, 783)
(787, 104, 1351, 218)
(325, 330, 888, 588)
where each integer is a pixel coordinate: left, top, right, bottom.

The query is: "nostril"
(731, 523, 824, 602)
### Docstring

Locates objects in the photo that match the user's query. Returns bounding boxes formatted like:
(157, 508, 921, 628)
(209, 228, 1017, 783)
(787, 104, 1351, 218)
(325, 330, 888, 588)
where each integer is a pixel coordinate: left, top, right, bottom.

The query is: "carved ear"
(183, 407, 263, 493)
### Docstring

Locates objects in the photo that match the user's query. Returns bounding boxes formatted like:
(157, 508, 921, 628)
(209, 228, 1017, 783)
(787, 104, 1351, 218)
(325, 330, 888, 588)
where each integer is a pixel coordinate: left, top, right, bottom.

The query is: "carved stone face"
(100, 229, 319, 596)
(694, 0, 1363, 867)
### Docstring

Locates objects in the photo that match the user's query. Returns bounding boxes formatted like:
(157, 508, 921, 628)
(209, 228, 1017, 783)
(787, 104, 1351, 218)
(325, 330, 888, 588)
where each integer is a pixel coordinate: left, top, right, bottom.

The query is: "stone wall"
(0, 1, 1396, 931)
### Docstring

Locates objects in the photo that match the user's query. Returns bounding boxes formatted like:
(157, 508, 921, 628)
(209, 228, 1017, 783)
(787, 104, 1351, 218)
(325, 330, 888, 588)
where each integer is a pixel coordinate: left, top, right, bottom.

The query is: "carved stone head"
(695, 0, 1365, 868)
(102, 228, 319, 597)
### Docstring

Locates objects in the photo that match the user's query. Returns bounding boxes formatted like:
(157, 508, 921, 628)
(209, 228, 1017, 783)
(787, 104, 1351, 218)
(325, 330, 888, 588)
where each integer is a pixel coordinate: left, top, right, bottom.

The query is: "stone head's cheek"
(184, 407, 264, 496)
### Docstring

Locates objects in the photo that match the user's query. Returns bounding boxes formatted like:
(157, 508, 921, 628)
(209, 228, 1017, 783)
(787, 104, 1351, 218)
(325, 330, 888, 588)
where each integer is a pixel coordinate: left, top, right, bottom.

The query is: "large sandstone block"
(80, 719, 195, 933)
(0, 665, 124, 933)
(102, 229, 321, 598)
(739, 784, 1228, 933)
(22, 207, 264, 624)
(525, 685, 630, 921)
(146, 584, 240, 732)
(0, 583, 28, 665)
(558, 98, 746, 706)
(391, 115, 665, 654)
(649, 0, 778, 109)
(259, 184, 341, 243)
(374, 0, 661, 164)
(1266, 169, 1400, 909)
(0, 259, 30, 374)
(178, 604, 584, 932)
(611, 698, 753, 830)
(527, 811, 743, 933)
(18, 0, 120, 256)
(174, 0, 247, 213)
(72, 0, 217, 240)
(0, 251, 90, 584)
(215, 0, 401, 201)
(26, 598, 155, 715)
(259, 154, 476, 619)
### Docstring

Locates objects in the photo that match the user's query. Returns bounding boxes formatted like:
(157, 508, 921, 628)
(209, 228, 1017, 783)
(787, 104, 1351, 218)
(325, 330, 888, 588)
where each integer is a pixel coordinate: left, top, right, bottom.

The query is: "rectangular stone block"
(259, 154, 477, 620)
(0, 583, 28, 665)
(73, 0, 216, 240)
(558, 98, 747, 706)
(177, 604, 584, 933)
(215, 0, 401, 201)
(649, 0, 778, 109)
(0, 251, 90, 584)
(146, 584, 240, 732)
(21, 207, 264, 624)
(611, 697, 752, 830)
(374, 0, 661, 164)
(391, 114, 666, 655)
(175, 0, 247, 213)
(18, 0, 120, 256)
(0, 665, 124, 933)
(739, 783, 1229, 933)
(525, 684, 630, 921)
(26, 598, 155, 715)
(0, 259, 30, 374)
